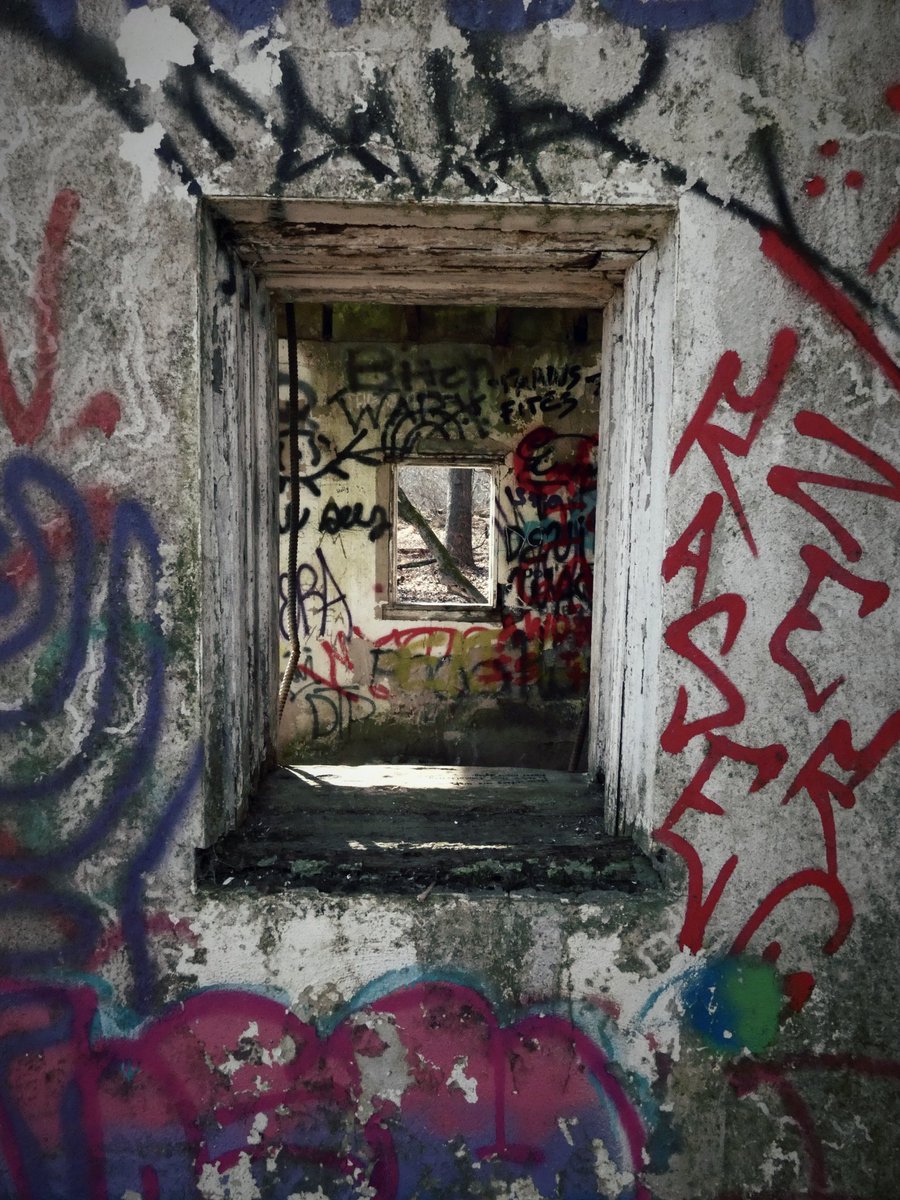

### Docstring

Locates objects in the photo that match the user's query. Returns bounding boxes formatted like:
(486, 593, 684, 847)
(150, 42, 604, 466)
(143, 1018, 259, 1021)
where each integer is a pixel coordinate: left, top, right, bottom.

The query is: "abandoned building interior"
(202, 294, 650, 893)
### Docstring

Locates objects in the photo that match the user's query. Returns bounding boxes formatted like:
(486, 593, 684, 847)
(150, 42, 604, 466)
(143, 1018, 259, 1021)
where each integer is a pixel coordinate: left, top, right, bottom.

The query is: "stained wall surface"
(0, 2, 899, 1198)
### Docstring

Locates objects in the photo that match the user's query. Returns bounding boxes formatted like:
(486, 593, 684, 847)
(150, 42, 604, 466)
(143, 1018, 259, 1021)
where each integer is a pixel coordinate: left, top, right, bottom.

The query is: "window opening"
(393, 463, 496, 609)
(197, 200, 674, 891)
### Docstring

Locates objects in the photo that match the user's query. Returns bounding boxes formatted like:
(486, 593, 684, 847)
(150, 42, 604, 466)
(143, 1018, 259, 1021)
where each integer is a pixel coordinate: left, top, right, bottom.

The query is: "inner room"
(276, 300, 603, 775)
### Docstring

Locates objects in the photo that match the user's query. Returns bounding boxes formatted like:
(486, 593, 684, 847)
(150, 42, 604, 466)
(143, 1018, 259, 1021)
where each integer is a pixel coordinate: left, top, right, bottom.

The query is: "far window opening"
(392, 462, 497, 613)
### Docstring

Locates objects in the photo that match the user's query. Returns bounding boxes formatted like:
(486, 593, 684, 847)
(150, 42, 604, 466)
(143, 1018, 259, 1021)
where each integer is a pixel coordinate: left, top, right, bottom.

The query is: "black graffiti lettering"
(292, 679, 376, 739)
(293, 547, 354, 638)
(3, 7, 892, 340)
(319, 498, 390, 541)
(298, 430, 383, 496)
(280, 505, 311, 537)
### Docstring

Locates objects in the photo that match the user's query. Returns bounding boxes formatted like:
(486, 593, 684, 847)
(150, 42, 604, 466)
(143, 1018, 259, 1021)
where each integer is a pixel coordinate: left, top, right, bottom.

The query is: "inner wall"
(277, 302, 602, 769)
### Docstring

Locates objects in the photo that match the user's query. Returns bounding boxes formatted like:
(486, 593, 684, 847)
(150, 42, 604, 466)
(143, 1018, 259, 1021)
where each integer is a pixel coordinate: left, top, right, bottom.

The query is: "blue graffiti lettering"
(445, 0, 575, 33)
(598, 0, 815, 40)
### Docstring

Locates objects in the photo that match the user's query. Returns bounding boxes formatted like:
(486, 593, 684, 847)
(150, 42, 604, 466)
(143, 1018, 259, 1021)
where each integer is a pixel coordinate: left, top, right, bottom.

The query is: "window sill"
(377, 602, 501, 623)
(196, 765, 658, 898)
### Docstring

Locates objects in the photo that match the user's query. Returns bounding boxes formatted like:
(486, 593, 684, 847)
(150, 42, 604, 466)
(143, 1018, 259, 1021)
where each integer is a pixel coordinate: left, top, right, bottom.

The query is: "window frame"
(376, 452, 503, 623)
(199, 199, 676, 848)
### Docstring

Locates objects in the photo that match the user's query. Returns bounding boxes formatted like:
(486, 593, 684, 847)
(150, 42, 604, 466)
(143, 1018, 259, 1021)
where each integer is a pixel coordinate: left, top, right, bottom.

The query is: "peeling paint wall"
(1, 1, 899, 1197)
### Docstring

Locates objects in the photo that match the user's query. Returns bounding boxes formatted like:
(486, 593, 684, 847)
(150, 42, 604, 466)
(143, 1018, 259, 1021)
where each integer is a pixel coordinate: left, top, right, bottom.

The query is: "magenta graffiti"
(0, 977, 651, 1199)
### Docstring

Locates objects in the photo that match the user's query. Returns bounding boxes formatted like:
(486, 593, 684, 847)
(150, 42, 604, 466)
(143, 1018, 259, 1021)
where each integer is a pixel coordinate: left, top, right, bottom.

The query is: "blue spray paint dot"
(35, 0, 78, 38)
(328, 0, 361, 26)
(681, 958, 781, 1055)
(207, 0, 286, 32)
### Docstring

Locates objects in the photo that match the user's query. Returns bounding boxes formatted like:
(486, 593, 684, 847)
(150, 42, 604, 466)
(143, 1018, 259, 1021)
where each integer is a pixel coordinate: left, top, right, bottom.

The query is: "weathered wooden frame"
(379, 455, 502, 623)
(201, 199, 676, 842)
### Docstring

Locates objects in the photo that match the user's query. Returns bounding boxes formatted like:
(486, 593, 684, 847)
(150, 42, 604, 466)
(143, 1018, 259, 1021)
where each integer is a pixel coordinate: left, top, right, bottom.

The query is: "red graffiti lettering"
(0, 189, 80, 445)
(670, 328, 798, 555)
(729, 867, 854, 959)
(661, 490, 724, 610)
(660, 594, 747, 754)
(767, 410, 900, 562)
(769, 543, 890, 712)
(654, 736, 788, 952)
(783, 709, 900, 876)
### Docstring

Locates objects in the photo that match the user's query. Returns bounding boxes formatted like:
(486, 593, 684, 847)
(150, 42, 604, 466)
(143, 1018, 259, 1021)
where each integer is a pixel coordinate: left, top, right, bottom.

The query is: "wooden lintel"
(265, 270, 616, 307)
(208, 198, 670, 305)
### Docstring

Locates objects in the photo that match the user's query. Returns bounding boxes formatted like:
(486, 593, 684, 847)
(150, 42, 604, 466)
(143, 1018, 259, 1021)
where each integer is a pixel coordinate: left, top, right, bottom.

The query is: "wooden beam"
(265, 270, 616, 307)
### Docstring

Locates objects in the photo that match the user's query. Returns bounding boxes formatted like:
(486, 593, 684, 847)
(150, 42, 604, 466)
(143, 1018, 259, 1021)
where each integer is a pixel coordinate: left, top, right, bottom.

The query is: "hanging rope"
(277, 302, 301, 728)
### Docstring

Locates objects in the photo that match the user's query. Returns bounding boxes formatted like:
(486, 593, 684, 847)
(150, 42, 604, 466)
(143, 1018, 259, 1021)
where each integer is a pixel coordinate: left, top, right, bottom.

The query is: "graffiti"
(298, 430, 383, 497)
(658, 207, 900, 974)
(0, 457, 204, 1002)
(281, 600, 593, 740)
(497, 362, 589, 426)
(32, 0, 362, 37)
(669, 329, 798, 557)
(0, 974, 652, 1200)
(0, 189, 121, 452)
(0, 451, 203, 1007)
(680, 957, 784, 1055)
(659, 596, 747, 755)
(0, 189, 202, 1016)
(497, 429, 597, 618)
(2, 7, 899, 1197)
(319, 497, 390, 542)
(279, 502, 310, 536)
(597, 0, 815, 39)
(280, 546, 354, 640)
(27, 0, 815, 38)
(768, 544, 889, 713)
(326, 348, 494, 456)
(661, 491, 724, 610)
(722, 1053, 900, 1199)
(767, 410, 900, 564)
(278, 323, 599, 748)
(343, 349, 494, 401)
(289, 671, 377, 740)
(760, 231, 900, 397)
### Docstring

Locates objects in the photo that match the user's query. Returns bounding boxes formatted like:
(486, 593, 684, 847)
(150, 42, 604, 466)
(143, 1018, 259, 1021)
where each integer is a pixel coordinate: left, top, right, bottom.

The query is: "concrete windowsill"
(196, 764, 659, 898)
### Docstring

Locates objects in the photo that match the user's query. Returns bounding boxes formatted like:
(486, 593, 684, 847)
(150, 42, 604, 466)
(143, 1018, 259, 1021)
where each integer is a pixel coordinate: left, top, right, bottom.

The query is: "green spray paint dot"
(682, 958, 781, 1055)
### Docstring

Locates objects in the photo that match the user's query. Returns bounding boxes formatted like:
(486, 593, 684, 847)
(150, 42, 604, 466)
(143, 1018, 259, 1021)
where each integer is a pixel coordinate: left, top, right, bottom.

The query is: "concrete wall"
(0, 2, 899, 1197)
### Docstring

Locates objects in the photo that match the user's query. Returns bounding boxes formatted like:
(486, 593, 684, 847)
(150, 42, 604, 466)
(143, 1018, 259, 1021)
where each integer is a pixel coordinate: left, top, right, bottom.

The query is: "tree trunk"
(397, 487, 486, 604)
(445, 468, 475, 569)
